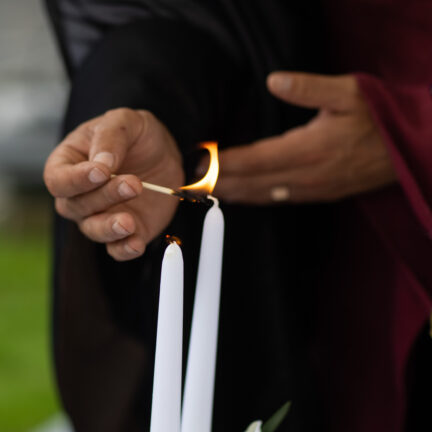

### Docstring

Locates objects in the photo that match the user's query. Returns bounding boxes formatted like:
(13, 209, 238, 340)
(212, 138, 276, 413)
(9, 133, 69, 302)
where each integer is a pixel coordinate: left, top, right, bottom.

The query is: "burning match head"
(173, 189, 214, 206)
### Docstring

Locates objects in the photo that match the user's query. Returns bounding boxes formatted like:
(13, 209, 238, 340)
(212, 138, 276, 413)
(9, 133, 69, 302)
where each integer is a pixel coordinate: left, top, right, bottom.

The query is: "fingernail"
(269, 74, 291, 91)
(89, 167, 108, 184)
(124, 243, 139, 255)
(93, 152, 115, 169)
(118, 181, 136, 198)
(112, 221, 130, 236)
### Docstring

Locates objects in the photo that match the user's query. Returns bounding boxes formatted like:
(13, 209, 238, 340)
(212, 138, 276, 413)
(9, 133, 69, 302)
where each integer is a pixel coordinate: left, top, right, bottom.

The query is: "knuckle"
(105, 107, 137, 124)
(137, 110, 157, 137)
(72, 197, 92, 218)
(105, 107, 128, 118)
(138, 109, 156, 124)
(92, 122, 109, 136)
(96, 108, 142, 140)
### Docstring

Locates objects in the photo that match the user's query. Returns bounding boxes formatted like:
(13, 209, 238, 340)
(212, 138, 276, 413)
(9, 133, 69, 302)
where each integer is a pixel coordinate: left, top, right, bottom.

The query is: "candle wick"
(207, 195, 219, 207)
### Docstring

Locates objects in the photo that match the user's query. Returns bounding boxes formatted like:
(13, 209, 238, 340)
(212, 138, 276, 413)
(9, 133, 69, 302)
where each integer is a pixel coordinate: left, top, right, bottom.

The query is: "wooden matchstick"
(110, 175, 213, 205)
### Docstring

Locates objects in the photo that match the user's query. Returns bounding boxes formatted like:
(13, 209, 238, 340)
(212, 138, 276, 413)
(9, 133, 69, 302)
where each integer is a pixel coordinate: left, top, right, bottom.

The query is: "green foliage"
(262, 401, 291, 432)
(0, 226, 59, 432)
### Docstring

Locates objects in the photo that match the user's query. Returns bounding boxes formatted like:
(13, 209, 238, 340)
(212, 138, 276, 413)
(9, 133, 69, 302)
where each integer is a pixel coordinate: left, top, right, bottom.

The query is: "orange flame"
(181, 142, 219, 195)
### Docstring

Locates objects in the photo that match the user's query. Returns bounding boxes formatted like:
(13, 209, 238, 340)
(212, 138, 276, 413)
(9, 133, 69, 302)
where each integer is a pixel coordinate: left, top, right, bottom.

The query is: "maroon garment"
(320, 1, 432, 430)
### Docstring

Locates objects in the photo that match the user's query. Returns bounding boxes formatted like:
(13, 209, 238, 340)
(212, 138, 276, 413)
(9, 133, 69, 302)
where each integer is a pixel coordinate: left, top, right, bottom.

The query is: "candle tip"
(164, 241, 182, 257)
(207, 195, 219, 207)
(165, 235, 182, 246)
(164, 236, 182, 256)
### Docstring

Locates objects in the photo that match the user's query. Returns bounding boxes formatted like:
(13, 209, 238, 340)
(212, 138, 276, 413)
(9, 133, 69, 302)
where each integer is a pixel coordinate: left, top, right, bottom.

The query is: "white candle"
(150, 242, 184, 432)
(181, 198, 225, 432)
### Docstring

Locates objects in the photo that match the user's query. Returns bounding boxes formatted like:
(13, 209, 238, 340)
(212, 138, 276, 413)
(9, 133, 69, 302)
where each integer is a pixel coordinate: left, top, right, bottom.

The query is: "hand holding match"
(44, 108, 185, 261)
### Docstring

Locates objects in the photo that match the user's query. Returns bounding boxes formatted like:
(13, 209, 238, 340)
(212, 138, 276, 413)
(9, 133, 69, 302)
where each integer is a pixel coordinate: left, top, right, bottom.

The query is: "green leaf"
(261, 401, 291, 432)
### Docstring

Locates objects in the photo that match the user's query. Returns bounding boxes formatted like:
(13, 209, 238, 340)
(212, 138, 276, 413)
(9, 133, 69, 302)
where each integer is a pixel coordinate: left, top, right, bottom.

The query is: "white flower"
(244, 420, 262, 432)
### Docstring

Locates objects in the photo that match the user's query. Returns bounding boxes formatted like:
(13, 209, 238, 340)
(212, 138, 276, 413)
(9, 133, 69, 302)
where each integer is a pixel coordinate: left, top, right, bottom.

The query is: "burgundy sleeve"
(356, 74, 432, 234)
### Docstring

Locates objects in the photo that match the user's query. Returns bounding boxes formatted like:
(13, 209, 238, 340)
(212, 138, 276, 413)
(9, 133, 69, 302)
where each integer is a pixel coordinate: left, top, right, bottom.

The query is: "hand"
(212, 72, 396, 204)
(44, 108, 184, 261)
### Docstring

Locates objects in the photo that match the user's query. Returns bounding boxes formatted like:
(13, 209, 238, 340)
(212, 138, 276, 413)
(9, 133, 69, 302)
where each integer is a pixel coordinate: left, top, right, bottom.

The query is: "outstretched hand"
(44, 108, 184, 261)
(211, 72, 396, 204)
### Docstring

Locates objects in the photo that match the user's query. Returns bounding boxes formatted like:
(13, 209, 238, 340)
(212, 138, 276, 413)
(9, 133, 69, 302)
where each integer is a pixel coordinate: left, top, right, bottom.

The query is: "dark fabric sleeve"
(44, 0, 238, 76)
(64, 19, 244, 154)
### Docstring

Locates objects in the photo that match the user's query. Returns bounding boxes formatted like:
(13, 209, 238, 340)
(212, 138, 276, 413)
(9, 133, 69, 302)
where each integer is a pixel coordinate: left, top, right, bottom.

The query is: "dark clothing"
(45, 1, 432, 431)
(322, 2, 432, 430)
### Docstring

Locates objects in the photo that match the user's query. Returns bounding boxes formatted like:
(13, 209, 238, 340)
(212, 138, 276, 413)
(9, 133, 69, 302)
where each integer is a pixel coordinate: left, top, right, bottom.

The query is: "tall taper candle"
(181, 198, 225, 432)
(150, 242, 184, 432)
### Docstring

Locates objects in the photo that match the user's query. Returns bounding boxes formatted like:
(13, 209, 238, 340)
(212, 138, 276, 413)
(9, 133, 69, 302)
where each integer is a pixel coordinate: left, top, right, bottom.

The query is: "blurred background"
(0, 0, 71, 430)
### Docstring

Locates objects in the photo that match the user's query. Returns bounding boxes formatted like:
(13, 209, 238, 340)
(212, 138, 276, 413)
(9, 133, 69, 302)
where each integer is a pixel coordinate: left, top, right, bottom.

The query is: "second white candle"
(181, 199, 225, 432)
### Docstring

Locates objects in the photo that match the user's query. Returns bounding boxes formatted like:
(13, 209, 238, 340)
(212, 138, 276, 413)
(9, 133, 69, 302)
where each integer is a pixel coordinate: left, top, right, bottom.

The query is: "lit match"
(111, 142, 219, 206)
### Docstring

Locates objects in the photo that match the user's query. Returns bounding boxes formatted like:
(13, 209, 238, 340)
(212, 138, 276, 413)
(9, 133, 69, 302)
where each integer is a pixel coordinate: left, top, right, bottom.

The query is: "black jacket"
(45, 1, 327, 431)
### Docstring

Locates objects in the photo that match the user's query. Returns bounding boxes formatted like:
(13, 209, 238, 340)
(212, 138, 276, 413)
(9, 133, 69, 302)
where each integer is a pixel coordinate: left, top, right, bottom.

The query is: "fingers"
(216, 126, 321, 176)
(79, 212, 136, 243)
(45, 158, 111, 198)
(45, 108, 182, 261)
(44, 108, 153, 199)
(88, 108, 154, 171)
(78, 212, 147, 261)
(55, 175, 143, 220)
(267, 71, 359, 112)
(106, 235, 146, 261)
(214, 163, 343, 204)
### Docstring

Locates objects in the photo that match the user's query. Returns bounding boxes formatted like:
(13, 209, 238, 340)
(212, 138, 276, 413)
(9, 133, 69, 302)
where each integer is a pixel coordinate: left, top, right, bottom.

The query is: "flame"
(165, 235, 182, 246)
(181, 142, 219, 195)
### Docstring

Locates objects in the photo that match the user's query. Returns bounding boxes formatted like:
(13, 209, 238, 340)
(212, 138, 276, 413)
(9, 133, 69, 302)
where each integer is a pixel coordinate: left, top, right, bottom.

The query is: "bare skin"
(210, 72, 396, 204)
(44, 108, 184, 261)
(44, 72, 396, 261)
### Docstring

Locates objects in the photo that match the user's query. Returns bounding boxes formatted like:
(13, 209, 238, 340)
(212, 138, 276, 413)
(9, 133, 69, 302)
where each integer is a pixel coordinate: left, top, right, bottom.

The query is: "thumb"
(88, 108, 147, 172)
(267, 71, 358, 112)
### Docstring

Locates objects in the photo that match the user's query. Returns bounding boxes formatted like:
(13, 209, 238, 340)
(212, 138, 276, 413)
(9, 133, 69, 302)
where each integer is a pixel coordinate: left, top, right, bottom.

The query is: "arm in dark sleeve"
(64, 19, 244, 153)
